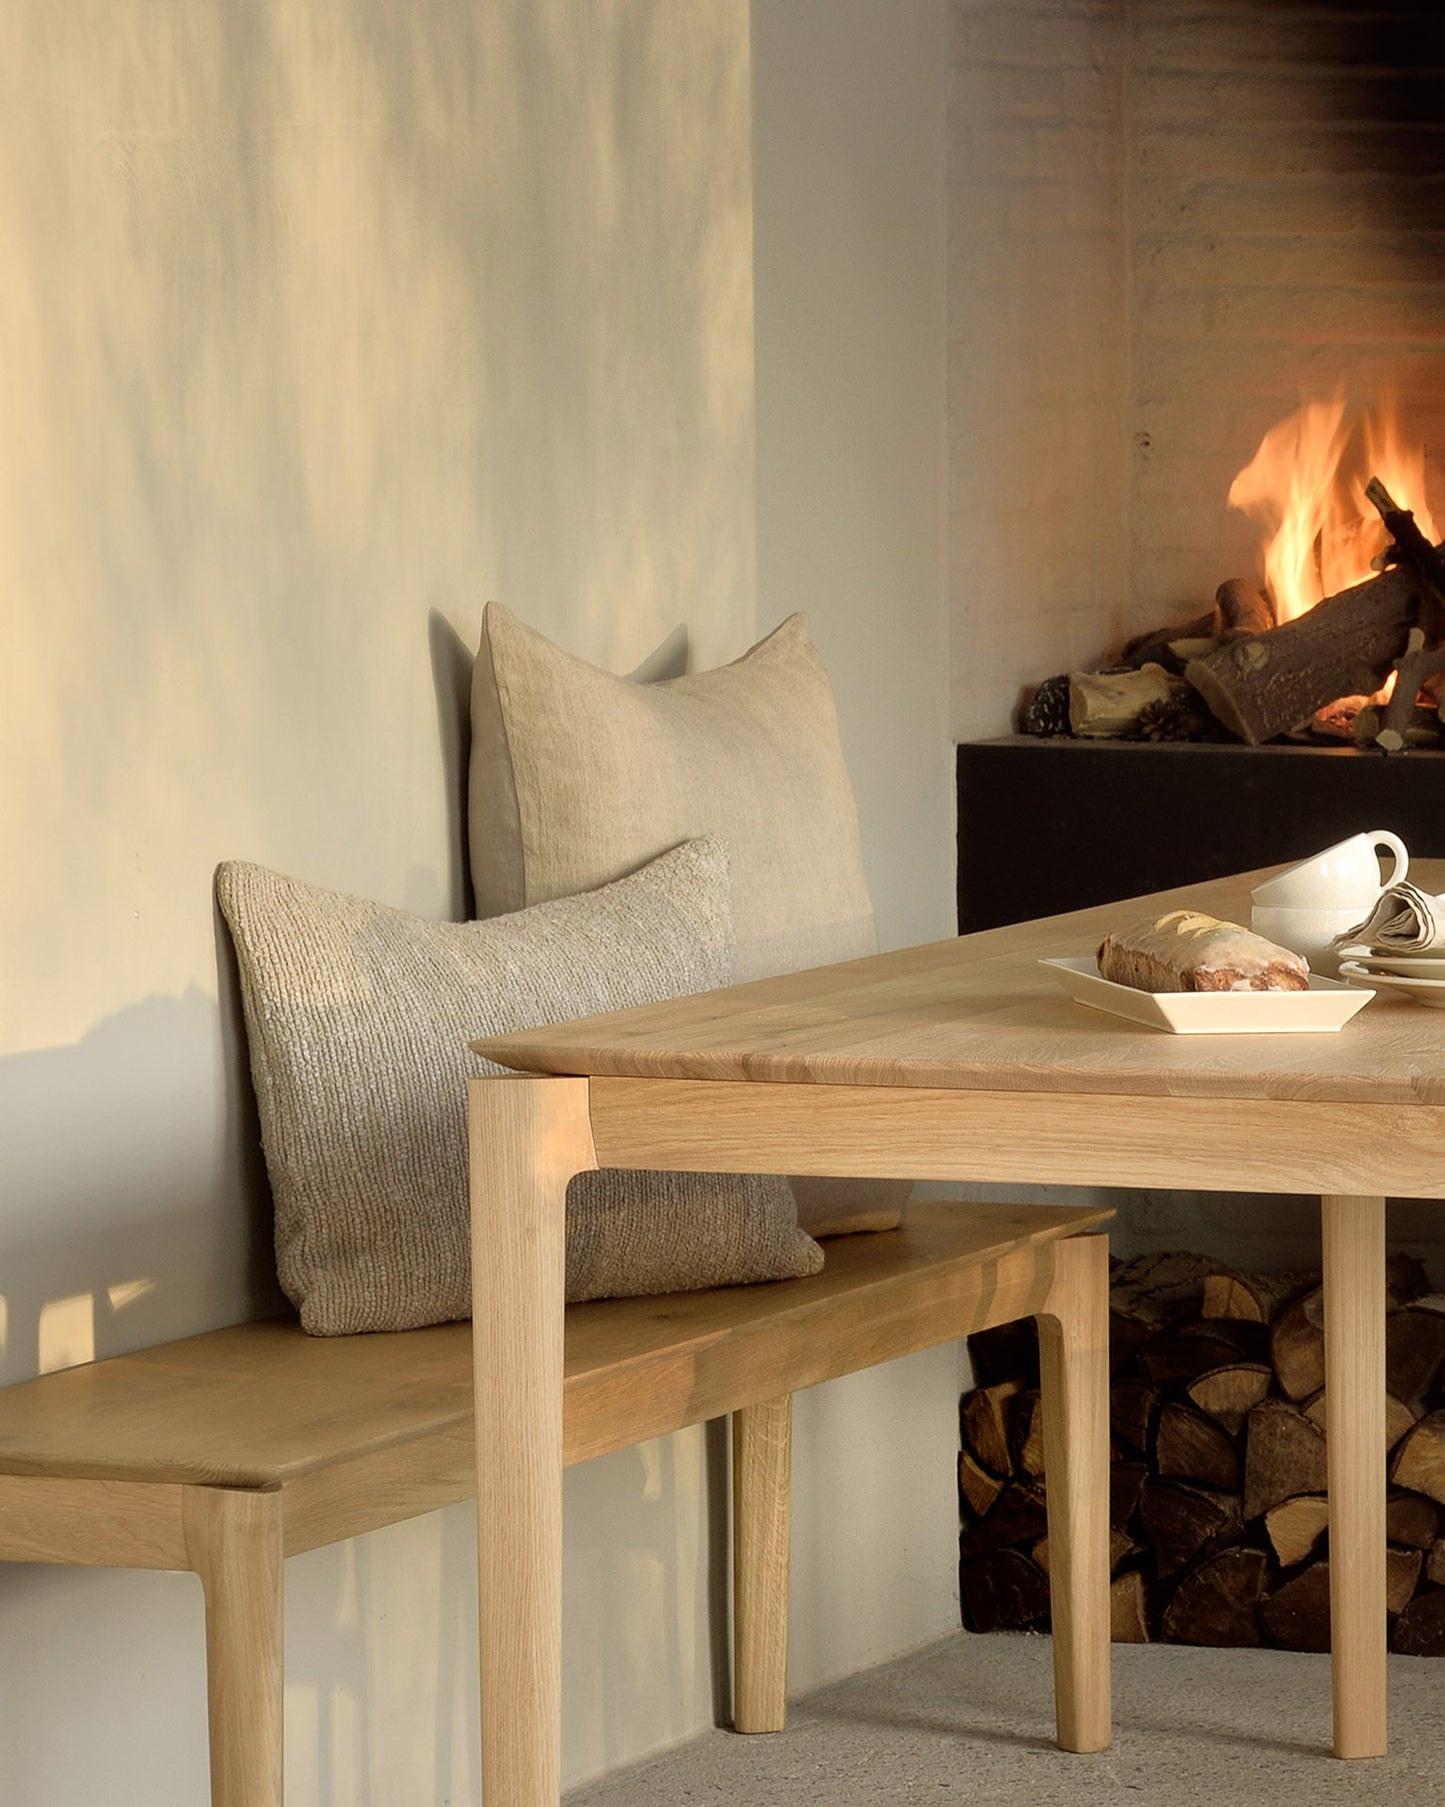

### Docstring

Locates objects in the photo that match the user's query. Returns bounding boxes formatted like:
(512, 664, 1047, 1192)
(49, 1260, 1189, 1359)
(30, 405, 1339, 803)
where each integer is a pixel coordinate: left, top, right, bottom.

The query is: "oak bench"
(0, 1197, 1111, 1805)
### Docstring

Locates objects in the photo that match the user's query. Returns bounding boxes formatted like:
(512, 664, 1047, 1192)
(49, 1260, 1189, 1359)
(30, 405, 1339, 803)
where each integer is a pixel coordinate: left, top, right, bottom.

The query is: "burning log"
(1367, 478, 1445, 635)
(1215, 577, 1274, 637)
(1374, 628, 1445, 753)
(1183, 563, 1425, 746)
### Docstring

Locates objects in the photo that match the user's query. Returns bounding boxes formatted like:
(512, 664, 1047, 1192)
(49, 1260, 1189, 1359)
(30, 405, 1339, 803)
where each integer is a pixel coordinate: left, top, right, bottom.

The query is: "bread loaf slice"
(1097, 910, 1309, 994)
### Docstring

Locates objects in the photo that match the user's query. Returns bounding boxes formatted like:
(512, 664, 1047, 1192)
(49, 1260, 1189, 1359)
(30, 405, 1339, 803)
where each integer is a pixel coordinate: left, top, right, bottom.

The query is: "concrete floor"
(567, 1631, 1445, 1805)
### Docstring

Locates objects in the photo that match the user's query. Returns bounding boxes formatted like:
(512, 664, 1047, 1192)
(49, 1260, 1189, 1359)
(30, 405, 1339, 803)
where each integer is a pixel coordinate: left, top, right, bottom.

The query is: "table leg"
(469, 1076, 597, 1807)
(1321, 1192, 1387, 1759)
(1036, 1232, 1111, 1754)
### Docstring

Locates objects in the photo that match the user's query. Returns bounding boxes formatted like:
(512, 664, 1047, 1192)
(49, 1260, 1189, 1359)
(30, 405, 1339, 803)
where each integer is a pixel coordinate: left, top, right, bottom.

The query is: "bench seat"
(0, 1197, 1111, 1802)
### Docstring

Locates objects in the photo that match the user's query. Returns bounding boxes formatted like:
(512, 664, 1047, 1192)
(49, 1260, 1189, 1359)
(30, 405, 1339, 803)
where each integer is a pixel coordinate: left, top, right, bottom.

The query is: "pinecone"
(1135, 695, 1203, 742)
(1023, 675, 1071, 737)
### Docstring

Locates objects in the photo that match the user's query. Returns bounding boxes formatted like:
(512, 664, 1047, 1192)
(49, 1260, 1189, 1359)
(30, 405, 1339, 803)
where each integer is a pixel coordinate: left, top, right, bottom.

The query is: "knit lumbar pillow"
(217, 839, 822, 1336)
(469, 602, 910, 1236)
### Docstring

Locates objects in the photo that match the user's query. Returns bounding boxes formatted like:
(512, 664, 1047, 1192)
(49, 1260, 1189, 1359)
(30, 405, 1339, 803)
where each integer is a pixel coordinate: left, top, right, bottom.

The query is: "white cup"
(1250, 829, 1409, 913)
(1250, 904, 1366, 977)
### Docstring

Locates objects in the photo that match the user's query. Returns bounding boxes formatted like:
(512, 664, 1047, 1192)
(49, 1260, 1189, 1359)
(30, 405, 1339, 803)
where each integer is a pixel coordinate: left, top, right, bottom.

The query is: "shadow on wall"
(429, 609, 477, 923)
(0, 983, 280, 1387)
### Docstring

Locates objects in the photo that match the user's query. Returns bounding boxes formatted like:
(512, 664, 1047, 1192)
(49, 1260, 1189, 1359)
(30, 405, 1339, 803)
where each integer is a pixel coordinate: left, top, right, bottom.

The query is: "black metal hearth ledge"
(956, 736, 1445, 934)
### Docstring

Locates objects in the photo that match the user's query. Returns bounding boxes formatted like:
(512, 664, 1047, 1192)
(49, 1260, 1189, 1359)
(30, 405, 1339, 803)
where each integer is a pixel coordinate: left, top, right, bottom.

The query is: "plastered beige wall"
(0, 1, 955, 1797)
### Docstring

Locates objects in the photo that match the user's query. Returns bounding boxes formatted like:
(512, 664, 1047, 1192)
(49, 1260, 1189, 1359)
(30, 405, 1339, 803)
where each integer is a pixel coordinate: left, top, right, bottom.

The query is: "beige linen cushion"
(218, 840, 822, 1336)
(469, 603, 910, 1236)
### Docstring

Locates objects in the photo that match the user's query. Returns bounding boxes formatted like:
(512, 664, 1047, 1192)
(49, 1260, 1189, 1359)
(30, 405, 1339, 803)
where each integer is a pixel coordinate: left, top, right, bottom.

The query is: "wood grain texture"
(1037, 1234, 1112, 1752)
(0, 1474, 188, 1568)
(561, 1201, 1110, 1465)
(1323, 1194, 1388, 1759)
(0, 1315, 480, 1487)
(184, 1486, 284, 1807)
(585, 1078, 1445, 1199)
(732, 1395, 791, 1735)
(473, 862, 1445, 1107)
(0, 1207, 1107, 1489)
(469, 1076, 595, 1807)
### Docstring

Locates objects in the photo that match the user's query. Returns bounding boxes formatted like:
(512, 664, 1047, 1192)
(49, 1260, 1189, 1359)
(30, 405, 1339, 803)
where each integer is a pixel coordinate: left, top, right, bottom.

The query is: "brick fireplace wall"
(949, 0, 1445, 744)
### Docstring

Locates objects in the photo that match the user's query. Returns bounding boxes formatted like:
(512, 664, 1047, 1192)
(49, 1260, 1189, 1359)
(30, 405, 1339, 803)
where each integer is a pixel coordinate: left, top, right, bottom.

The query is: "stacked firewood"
(959, 1249, 1445, 1652)
(1022, 480, 1445, 750)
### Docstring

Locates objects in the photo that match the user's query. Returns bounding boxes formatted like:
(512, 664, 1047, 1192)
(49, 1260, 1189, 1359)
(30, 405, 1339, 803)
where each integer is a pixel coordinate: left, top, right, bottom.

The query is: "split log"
(1110, 1251, 1220, 1331)
(1393, 1589, 1445, 1656)
(1390, 1546, 1425, 1612)
(1202, 1269, 1312, 1325)
(1264, 1494, 1329, 1567)
(958, 1447, 1005, 1520)
(1185, 562, 1425, 745)
(1387, 1490, 1442, 1550)
(1140, 1331, 1248, 1386)
(1156, 1401, 1240, 1492)
(1243, 1399, 1328, 1521)
(1255, 1550, 1418, 1652)
(1110, 1570, 1151, 1643)
(1270, 1289, 1325, 1402)
(1033, 1527, 1135, 1577)
(1162, 1548, 1265, 1646)
(1112, 1461, 1148, 1533)
(1110, 1379, 1159, 1454)
(1261, 1561, 1331, 1651)
(1391, 1410, 1445, 1505)
(1387, 1297, 1445, 1403)
(1140, 1480, 1239, 1579)
(961, 1481, 1048, 1555)
(966, 1318, 1039, 1389)
(1387, 1253, 1434, 1309)
(962, 1379, 1022, 1476)
(1303, 1389, 1418, 1455)
(1427, 1539, 1445, 1588)
(960, 1549, 1049, 1633)
(1009, 1390, 1046, 1478)
(1188, 1363, 1272, 1435)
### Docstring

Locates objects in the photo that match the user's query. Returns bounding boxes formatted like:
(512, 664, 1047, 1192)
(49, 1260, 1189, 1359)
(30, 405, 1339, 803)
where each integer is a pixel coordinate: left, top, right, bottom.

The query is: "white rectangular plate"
(1039, 956, 1374, 1035)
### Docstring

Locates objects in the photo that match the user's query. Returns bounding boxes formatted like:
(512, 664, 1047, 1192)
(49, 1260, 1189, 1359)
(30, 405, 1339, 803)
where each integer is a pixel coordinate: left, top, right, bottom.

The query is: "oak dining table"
(467, 858, 1445, 1802)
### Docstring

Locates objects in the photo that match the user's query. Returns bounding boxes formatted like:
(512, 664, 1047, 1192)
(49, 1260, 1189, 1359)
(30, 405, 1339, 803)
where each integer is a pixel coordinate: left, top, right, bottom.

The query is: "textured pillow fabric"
(218, 840, 822, 1336)
(469, 603, 910, 1236)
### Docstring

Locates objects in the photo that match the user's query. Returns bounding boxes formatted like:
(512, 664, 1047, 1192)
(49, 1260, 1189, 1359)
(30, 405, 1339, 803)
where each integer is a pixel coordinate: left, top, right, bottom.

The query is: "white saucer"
(1337, 946, 1445, 979)
(1337, 961, 1445, 1008)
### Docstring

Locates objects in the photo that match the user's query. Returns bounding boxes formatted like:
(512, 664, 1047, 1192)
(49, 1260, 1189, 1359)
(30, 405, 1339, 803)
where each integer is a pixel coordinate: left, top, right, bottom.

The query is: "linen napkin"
(1338, 882, 1445, 953)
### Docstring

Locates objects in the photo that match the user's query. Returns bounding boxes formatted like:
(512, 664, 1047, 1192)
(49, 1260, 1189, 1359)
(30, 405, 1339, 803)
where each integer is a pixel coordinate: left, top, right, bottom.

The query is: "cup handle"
(1372, 830, 1409, 888)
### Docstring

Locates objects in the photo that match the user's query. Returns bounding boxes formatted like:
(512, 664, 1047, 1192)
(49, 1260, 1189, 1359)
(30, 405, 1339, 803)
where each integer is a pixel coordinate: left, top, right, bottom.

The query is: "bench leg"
(183, 1485, 285, 1807)
(1036, 1232, 1111, 1754)
(732, 1393, 792, 1733)
(469, 1076, 597, 1807)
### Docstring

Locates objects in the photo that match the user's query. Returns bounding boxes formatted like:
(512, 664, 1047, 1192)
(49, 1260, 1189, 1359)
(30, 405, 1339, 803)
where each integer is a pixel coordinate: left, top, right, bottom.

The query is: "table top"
(472, 861, 1445, 1108)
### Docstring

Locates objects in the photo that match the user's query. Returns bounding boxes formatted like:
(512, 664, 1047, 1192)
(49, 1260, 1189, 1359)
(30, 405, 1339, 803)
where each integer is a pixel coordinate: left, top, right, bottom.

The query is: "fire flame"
(1228, 392, 1438, 624)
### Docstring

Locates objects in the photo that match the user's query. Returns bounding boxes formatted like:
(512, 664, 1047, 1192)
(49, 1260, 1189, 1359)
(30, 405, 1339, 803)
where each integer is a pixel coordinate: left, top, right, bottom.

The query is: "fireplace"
(950, 0, 1445, 923)
(949, 0, 1445, 757)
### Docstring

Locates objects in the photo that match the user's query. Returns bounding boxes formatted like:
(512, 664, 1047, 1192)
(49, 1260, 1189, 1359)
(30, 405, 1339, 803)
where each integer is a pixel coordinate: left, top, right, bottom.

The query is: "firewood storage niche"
(959, 1250, 1445, 1654)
